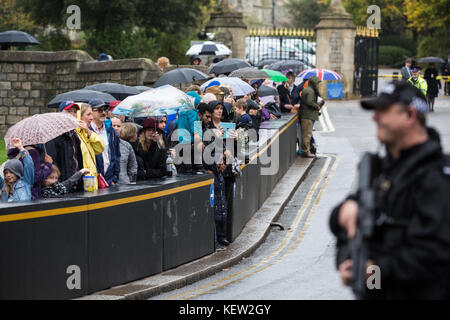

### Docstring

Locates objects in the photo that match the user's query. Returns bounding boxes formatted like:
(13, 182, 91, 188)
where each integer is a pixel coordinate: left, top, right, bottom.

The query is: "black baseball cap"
(361, 81, 429, 114)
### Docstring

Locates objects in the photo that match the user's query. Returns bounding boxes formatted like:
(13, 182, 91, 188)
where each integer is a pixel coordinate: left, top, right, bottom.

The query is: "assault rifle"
(351, 152, 380, 299)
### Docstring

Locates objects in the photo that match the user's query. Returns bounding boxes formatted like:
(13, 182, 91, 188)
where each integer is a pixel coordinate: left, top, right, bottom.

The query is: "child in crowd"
(234, 99, 253, 130)
(42, 165, 90, 198)
(0, 138, 34, 202)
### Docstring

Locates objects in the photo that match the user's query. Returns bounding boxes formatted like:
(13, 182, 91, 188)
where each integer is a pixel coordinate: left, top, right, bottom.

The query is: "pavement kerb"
(78, 157, 315, 300)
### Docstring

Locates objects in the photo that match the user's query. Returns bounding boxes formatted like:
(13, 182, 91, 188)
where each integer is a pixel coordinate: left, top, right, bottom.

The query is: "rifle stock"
(351, 152, 379, 299)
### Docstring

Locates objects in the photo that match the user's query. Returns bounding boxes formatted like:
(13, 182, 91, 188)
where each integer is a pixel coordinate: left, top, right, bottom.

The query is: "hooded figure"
(186, 91, 202, 108)
(299, 76, 322, 158)
(1, 150, 34, 202)
(299, 76, 322, 122)
(190, 55, 202, 65)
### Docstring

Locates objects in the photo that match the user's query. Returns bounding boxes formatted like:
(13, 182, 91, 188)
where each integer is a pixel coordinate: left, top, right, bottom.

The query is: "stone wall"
(0, 50, 208, 135)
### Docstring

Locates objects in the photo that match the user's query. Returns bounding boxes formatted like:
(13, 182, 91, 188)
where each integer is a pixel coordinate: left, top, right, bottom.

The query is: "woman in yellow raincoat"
(75, 103, 105, 190)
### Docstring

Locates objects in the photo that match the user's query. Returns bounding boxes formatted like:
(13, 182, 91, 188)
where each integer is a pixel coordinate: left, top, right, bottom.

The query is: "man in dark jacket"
(89, 99, 121, 185)
(277, 71, 300, 113)
(330, 81, 450, 299)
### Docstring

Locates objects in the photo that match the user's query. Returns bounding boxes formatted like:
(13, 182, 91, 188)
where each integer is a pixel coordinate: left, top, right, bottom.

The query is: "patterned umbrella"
(297, 68, 342, 81)
(4, 113, 80, 149)
(200, 77, 255, 97)
(186, 41, 232, 56)
(112, 85, 195, 117)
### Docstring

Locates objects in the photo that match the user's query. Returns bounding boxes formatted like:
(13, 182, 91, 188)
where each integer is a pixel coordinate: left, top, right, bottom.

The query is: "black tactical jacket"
(330, 128, 450, 299)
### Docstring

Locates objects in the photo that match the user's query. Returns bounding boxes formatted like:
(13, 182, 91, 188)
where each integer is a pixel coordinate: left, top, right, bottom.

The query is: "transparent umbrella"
(112, 85, 195, 118)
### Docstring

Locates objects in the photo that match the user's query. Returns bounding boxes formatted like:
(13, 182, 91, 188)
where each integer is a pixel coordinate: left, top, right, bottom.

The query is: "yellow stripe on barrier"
(241, 115, 299, 170)
(0, 179, 214, 223)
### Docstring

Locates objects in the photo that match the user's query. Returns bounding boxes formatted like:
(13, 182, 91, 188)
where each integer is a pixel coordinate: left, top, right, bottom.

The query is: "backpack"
(264, 102, 282, 119)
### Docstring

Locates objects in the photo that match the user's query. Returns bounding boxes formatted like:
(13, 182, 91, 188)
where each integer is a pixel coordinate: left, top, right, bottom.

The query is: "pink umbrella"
(4, 112, 80, 149)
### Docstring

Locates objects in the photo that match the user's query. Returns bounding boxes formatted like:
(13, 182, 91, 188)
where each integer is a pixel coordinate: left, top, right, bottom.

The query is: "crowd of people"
(1, 71, 322, 251)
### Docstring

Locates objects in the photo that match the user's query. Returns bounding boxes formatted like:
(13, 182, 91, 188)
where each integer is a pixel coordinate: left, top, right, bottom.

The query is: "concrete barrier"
(0, 113, 298, 299)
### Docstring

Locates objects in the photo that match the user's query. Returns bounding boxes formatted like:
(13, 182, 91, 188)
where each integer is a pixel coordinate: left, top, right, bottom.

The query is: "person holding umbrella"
(45, 101, 84, 192)
(277, 71, 300, 113)
(75, 103, 105, 191)
(424, 63, 441, 112)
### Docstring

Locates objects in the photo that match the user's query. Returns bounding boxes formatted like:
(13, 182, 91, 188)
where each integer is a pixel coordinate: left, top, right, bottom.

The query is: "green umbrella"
(263, 69, 288, 82)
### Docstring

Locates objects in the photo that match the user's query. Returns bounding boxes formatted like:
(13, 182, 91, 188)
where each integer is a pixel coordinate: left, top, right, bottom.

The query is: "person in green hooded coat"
(299, 76, 323, 158)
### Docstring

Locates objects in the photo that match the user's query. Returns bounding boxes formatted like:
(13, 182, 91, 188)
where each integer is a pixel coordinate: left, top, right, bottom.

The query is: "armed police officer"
(330, 81, 450, 299)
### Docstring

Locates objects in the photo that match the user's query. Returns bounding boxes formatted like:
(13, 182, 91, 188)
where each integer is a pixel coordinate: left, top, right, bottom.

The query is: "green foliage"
(285, 0, 329, 29)
(83, 28, 157, 60)
(33, 30, 73, 52)
(379, 45, 411, 67)
(0, 138, 6, 164)
(0, 0, 40, 33)
(417, 29, 450, 60)
(380, 34, 417, 56)
(12, 0, 215, 63)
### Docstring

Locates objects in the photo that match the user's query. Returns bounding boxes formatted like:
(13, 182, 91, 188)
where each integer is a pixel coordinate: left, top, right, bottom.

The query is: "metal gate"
(246, 27, 316, 74)
(353, 27, 380, 97)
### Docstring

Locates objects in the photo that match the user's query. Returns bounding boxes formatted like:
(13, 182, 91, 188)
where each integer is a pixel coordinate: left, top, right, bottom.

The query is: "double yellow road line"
(167, 155, 339, 300)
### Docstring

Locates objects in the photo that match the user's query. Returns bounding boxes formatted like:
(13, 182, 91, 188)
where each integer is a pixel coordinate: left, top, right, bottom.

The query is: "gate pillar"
(206, 1, 247, 60)
(315, 0, 356, 99)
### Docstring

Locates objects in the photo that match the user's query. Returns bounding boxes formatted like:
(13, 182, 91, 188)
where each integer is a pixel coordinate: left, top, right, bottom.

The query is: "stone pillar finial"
(328, 0, 347, 14)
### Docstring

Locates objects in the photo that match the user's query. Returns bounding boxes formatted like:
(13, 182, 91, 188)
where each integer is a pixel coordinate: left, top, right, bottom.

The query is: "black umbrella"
(153, 68, 210, 88)
(258, 85, 279, 97)
(133, 86, 153, 93)
(84, 83, 140, 100)
(48, 90, 116, 108)
(229, 67, 270, 80)
(0, 30, 40, 49)
(268, 60, 305, 73)
(255, 59, 280, 69)
(209, 58, 251, 75)
(418, 57, 446, 64)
